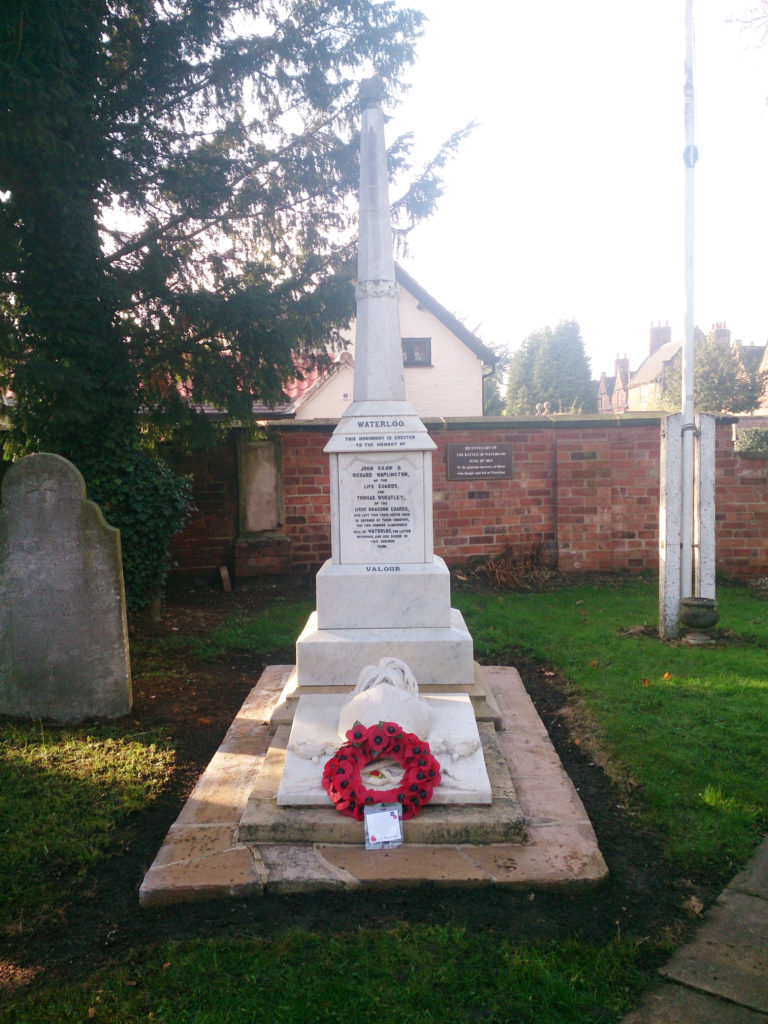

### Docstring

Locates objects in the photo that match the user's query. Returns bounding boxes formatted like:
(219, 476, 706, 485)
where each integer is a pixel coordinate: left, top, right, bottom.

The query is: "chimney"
(650, 321, 671, 356)
(710, 322, 731, 347)
(614, 354, 630, 382)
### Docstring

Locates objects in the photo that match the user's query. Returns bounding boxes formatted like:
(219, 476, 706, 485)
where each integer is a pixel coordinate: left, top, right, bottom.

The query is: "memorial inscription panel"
(337, 451, 427, 564)
(446, 443, 514, 480)
(336, 416, 419, 451)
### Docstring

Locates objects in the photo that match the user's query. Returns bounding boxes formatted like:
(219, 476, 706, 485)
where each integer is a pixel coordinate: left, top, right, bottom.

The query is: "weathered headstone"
(0, 453, 132, 721)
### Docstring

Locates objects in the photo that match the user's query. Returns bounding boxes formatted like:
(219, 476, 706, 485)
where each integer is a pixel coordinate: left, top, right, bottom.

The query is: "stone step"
(239, 721, 525, 846)
(138, 666, 609, 907)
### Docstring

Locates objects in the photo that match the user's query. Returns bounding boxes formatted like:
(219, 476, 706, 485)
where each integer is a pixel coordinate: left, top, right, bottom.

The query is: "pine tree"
(482, 343, 510, 415)
(0, 1, 461, 607)
(506, 321, 595, 415)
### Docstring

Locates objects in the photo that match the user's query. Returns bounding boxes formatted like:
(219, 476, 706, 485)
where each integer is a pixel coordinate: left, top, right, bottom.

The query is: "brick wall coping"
(260, 413, 665, 434)
(259, 412, 740, 434)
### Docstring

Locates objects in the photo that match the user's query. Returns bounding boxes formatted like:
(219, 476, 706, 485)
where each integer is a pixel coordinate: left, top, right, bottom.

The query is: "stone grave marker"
(0, 453, 132, 721)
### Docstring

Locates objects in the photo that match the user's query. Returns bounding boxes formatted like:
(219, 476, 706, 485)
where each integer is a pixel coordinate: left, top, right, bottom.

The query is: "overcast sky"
(386, 0, 768, 378)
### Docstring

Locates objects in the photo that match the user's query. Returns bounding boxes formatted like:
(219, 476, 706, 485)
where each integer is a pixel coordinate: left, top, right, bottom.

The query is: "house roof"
(263, 268, 496, 417)
(629, 339, 681, 388)
(285, 351, 354, 413)
(394, 264, 497, 367)
(629, 333, 768, 391)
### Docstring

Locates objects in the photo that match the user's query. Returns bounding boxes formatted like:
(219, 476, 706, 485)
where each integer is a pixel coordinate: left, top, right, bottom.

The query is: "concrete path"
(623, 837, 768, 1023)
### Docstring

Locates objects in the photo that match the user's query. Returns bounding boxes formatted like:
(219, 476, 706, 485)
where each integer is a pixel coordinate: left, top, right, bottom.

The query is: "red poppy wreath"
(321, 721, 442, 821)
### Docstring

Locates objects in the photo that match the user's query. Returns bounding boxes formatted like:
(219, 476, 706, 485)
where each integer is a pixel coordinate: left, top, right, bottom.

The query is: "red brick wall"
(430, 426, 557, 564)
(168, 418, 768, 580)
(275, 419, 670, 575)
(169, 436, 239, 576)
(554, 425, 660, 572)
(281, 430, 332, 569)
(716, 432, 768, 577)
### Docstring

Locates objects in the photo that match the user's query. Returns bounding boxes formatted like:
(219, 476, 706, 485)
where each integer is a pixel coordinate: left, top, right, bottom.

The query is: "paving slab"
(623, 983, 768, 1024)
(465, 822, 609, 891)
(258, 845, 359, 894)
(139, 832, 266, 908)
(318, 843, 492, 886)
(729, 839, 768, 899)
(148, 822, 243, 869)
(138, 666, 289, 908)
(139, 665, 608, 905)
(621, 834, 768, 1023)
(660, 889, 768, 1013)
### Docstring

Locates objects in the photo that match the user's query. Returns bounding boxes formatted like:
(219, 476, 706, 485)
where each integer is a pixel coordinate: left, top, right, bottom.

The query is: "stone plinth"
(240, 721, 523, 847)
(295, 609, 474, 689)
(316, 557, 451, 629)
(293, 400, 474, 689)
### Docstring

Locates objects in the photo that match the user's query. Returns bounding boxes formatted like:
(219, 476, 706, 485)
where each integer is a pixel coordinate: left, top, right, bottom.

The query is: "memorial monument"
(239, 76, 509, 832)
(292, 75, 474, 691)
(139, 80, 607, 899)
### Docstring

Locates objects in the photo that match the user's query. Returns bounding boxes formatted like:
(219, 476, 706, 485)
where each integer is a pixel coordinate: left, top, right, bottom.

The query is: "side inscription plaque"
(446, 443, 514, 481)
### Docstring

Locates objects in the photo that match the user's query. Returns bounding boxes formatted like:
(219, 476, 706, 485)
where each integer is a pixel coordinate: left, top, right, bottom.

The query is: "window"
(402, 337, 432, 367)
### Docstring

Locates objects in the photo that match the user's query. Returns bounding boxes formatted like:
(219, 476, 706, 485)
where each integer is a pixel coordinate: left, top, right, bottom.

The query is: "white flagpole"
(681, 0, 697, 598)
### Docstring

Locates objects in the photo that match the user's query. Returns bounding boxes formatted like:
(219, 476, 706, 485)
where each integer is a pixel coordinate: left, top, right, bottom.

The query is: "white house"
(286, 264, 497, 420)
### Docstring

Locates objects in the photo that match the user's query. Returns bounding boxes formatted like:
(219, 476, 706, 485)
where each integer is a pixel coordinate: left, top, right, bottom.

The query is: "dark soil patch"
(2, 574, 715, 994)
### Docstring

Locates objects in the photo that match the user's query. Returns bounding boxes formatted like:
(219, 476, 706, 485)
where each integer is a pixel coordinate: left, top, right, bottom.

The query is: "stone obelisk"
(293, 77, 474, 688)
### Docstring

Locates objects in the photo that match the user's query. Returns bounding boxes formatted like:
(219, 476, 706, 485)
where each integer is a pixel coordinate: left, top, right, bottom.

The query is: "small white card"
(364, 804, 403, 850)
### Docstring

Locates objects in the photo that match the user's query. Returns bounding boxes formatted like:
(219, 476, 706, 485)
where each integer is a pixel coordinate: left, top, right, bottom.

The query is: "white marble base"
(277, 692, 491, 806)
(316, 557, 451, 629)
(294, 607, 475, 688)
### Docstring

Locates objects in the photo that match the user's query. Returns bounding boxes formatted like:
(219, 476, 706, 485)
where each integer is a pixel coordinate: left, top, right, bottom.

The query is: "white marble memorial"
(336, 450, 429, 564)
(295, 610, 474, 687)
(276, 692, 491, 807)
(293, 76, 474, 691)
(337, 658, 432, 739)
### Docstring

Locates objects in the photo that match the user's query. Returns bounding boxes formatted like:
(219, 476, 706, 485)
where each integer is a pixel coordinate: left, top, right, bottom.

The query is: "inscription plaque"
(446, 443, 514, 481)
(337, 451, 428, 564)
(346, 417, 418, 450)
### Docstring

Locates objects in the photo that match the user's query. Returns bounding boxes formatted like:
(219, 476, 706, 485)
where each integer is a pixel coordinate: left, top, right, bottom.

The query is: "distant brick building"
(597, 323, 768, 413)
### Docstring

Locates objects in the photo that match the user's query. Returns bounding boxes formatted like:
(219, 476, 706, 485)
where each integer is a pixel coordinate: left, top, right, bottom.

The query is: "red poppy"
(365, 723, 390, 754)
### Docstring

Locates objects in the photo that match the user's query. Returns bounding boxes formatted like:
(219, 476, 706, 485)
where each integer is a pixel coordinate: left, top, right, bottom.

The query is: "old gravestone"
(0, 453, 132, 721)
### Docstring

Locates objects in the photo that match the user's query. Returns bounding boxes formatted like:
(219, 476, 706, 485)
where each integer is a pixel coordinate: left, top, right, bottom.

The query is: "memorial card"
(364, 804, 403, 850)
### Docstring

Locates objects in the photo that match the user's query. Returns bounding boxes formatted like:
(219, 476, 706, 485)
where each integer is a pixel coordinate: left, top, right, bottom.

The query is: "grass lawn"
(457, 576, 768, 876)
(2, 574, 766, 1023)
(0, 723, 174, 934)
(6, 930, 652, 1024)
